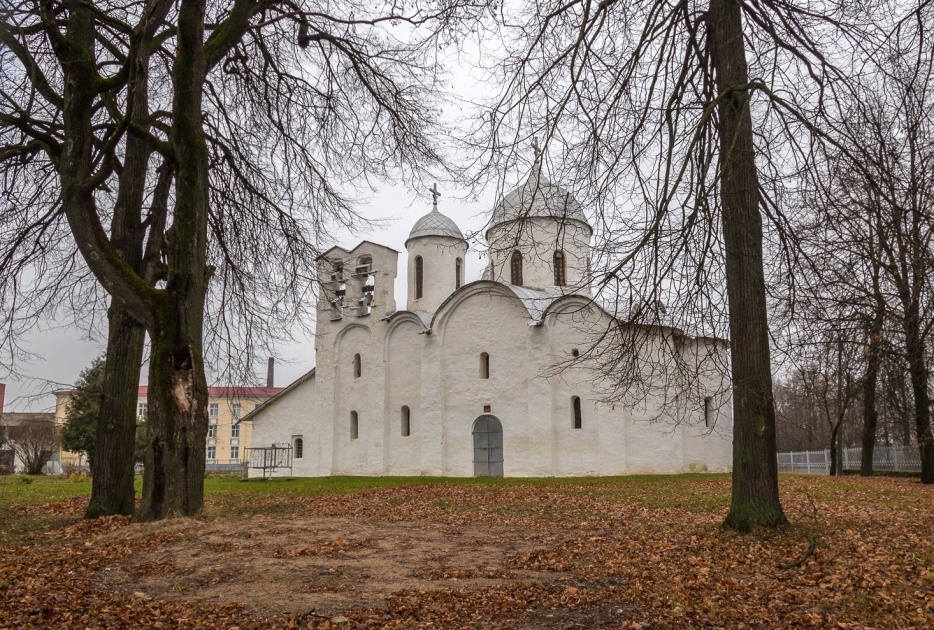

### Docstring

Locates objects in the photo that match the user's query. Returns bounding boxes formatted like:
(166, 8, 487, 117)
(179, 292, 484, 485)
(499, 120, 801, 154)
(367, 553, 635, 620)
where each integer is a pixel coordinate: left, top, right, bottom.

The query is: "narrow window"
(510, 251, 523, 286)
(704, 396, 713, 428)
(231, 403, 241, 419)
(353, 353, 361, 378)
(294, 437, 304, 459)
(350, 411, 359, 440)
(455, 258, 463, 289)
(209, 402, 219, 417)
(415, 255, 424, 299)
(137, 402, 148, 419)
(207, 424, 216, 438)
(553, 250, 566, 286)
(401, 406, 411, 437)
(207, 445, 216, 460)
(231, 422, 240, 438)
(230, 445, 239, 460)
(572, 396, 582, 429)
(480, 352, 490, 379)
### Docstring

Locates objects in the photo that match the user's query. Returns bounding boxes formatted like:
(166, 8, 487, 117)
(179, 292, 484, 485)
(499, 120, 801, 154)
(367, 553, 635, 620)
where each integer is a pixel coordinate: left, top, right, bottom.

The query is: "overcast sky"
(1, 180, 504, 412)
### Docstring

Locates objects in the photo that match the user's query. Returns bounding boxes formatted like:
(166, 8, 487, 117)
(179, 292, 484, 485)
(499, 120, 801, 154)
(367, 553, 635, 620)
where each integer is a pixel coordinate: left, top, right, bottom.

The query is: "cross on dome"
(430, 182, 441, 211)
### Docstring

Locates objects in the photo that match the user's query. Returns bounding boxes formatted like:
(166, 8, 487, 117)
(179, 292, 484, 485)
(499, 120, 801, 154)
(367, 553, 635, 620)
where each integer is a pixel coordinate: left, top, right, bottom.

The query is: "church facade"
(243, 172, 733, 477)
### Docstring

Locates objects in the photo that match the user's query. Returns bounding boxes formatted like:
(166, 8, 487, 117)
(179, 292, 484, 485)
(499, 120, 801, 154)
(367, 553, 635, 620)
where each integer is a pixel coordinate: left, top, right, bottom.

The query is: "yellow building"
(54, 385, 283, 467)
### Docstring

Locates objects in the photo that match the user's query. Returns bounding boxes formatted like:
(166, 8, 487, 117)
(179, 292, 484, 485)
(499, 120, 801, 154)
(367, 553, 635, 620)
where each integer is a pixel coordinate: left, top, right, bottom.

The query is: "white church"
(243, 168, 733, 477)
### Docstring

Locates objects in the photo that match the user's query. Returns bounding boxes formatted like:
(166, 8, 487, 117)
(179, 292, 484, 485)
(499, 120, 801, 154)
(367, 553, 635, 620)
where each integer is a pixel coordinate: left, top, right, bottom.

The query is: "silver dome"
(489, 171, 589, 233)
(407, 208, 465, 242)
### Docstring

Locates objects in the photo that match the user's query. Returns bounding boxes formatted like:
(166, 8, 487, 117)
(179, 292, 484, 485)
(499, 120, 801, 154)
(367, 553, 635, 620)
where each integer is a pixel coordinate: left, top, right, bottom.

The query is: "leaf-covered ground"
(0, 474, 932, 628)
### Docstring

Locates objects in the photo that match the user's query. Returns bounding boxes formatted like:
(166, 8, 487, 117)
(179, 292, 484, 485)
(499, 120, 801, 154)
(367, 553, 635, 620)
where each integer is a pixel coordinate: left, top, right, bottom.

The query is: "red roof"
(56, 386, 283, 398)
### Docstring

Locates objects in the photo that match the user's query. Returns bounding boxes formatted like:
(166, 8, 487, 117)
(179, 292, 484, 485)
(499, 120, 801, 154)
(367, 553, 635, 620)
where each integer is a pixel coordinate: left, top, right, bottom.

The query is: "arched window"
(480, 352, 490, 379)
(510, 251, 523, 286)
(401, 406, 411, 437)
(572, 396, 582, 429)
(353, 353, 361, 378)
(704, 396, 713, 428)
(553, 250, 566, 286)
(294, 437, 304, 459)
(350, 411, 359, 440)
(456, 258, 463, 289)
(415, 255, 424, 299)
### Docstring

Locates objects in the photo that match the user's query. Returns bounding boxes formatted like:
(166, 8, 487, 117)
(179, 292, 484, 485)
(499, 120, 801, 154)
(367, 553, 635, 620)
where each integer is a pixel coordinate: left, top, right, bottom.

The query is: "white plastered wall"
(487, 218, 592, 296)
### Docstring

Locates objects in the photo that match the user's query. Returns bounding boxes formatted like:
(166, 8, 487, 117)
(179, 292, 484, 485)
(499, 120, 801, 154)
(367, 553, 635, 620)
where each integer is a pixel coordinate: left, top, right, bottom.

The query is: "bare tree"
(1, 0, 486, 519)
(473, 0, 891, 528)
(5, 418, 59, 475)
(798, 9, 934, 482)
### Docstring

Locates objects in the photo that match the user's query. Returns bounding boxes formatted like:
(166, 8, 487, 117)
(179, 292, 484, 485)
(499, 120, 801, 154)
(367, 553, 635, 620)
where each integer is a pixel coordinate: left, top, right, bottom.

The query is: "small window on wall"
(456, 258, 463, 289)
(209, 402, 219, 417)
(231, 422, 240, 438)
(353, 353, 362, 378)
(207, 446, 216, 460)
(207, 424, 216, 438)
(480, 352, 490, 379)
(704, 396, 713, 428)
(510, 251, 523, 286)
(294, 437, 304, 459)
(554, 250, 567, 286)
(350, 411, 359, 440)
(230, 446, 239, 460)
(572, 396, 582, 429)
(401, 406, 411, 437)
(137, 402, 148, 419)
(415, 255, 424, 299)
(231, 403, 241, 418)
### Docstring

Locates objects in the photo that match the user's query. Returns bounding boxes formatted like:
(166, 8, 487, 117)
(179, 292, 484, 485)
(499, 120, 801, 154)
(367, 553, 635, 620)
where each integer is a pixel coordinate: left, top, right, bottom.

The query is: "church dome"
(489, 171, 589, 235)
(407, 208, 464, 244)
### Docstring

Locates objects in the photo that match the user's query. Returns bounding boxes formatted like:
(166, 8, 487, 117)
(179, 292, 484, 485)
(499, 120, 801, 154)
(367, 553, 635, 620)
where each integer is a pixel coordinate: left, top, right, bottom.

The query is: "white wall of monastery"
(247, 190, 733, 478)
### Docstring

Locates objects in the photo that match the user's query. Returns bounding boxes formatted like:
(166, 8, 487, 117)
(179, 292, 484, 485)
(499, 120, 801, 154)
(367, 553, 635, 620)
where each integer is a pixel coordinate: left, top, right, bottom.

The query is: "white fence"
(777, 445, 922, 474)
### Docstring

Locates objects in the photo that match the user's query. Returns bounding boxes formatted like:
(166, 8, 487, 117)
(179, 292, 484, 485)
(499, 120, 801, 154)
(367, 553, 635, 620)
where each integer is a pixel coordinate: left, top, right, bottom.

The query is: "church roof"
(407, 208, 464, 243)
(503, 284, 555, 323)
(489, 169, 590, 235)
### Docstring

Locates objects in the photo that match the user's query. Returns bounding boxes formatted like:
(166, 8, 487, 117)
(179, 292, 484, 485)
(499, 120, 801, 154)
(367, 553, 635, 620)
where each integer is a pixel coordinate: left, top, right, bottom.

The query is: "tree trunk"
(138, 0, 211, 520)
(902, 303, 934, 483)
(85, 20, 158, 517)
(860, 305, 884, 476)
(86, 306, 145, 517)
(708, 0, 788, 530)
(829, 421, 840, 476)
(138, 304, 208, 519)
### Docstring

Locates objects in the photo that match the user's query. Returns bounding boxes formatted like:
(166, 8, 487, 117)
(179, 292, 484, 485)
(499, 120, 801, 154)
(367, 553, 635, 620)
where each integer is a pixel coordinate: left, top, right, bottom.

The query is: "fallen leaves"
(0, 475, 932, 628)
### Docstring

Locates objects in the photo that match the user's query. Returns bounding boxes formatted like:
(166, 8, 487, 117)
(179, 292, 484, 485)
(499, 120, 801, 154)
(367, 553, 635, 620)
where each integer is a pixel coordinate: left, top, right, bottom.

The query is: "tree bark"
(138, 0, 211, 520)
(86, 308, 145, 517)
(708, 0, 788, 530)
(860, 304, 884, 476)
(902, 302, 934, 482)
(85, 8, 162, 518)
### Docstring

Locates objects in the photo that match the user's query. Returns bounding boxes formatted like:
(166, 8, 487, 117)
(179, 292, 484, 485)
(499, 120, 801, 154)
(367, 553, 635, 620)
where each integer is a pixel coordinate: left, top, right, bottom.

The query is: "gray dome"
(407, 208, 465, 243)
(490, 171, 589, 233)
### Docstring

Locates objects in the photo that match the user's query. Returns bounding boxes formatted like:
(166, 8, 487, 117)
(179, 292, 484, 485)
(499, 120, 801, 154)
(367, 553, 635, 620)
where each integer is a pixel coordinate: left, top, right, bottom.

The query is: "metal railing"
(777, 445, 922, 474)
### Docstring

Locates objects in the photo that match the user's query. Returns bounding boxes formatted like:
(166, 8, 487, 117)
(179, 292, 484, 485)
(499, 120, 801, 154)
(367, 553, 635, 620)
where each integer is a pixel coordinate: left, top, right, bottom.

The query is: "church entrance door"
(472, 415, 503, 477)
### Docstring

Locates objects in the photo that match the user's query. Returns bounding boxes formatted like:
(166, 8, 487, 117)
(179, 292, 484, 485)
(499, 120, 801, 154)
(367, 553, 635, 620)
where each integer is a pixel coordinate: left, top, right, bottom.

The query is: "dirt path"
(101, 515, 562, 618)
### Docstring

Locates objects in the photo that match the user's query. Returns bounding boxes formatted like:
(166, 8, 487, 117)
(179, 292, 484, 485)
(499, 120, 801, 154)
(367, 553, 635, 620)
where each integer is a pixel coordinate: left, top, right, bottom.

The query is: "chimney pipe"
(266, 358, 274, 388)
